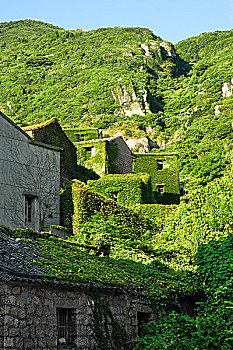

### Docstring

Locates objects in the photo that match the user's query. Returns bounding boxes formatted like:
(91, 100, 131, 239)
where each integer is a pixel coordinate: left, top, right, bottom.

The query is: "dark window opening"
(82, 146, 93, 152)
(179, 182, 184, 196)
(157, 185, 164, 194)
(57, 308, 76, 346)
(25, 196, 33, 224)
(157, 161, 163, 170)
(138, 312, 151, 337)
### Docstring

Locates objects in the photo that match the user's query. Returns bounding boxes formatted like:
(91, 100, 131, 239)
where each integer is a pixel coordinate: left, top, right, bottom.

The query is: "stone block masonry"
(1, 281, 154, 350)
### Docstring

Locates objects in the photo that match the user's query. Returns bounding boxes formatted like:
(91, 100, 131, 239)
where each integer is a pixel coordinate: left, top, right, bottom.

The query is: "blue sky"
(1, 0, 233, 43)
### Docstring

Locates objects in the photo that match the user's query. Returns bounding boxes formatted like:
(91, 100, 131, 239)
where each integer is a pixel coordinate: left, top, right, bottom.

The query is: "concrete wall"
(0, 114, 60, 230)
(1, 280, 154, 350)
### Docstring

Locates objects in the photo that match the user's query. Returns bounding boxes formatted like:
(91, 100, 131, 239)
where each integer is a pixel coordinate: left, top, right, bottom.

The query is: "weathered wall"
(24, 119, 78, 187)
(0, 281, 6, 349)
(110, 137, 132, 174)
(0, 113, 60, 230)
(1, 281, 154, 350)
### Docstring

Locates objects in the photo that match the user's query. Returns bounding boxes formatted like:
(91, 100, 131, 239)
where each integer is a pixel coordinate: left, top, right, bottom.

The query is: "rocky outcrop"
(222, 79, 233, 97)
(215, 105, 223, 116)
(141, 43, 151, 56)
(112, 80, 151, 117)
(160, 42, 176, 59)
(126, 137, 159, 153)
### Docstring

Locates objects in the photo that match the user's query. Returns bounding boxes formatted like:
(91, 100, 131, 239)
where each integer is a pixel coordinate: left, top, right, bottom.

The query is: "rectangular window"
(82, 146, 93, 152)
(25, 196, 33, 224)
(57, 308, 76, 345)
(157, 185, 164, 194)
(157, 161, 163, 170)
(138, 312, 151, 337)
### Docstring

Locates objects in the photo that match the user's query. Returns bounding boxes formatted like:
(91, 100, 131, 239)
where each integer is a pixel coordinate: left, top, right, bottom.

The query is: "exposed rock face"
(222, 82, 232, 97)
(112, 80, 151, 117)
(215, 104, 223, 116)
(160, 42, 176, 59)
(126, 137, 159, 153)
(141, 43, 151, 56)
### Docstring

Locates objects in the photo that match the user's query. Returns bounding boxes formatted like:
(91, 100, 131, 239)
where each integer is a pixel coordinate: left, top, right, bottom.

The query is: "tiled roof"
(0, 228, 47, 281)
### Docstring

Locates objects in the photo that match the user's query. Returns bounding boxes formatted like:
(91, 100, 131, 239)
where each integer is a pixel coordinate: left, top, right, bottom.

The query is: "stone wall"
(24, 119, 78, 187)
(111, 137, 132, 174)
(1, 281, 154, 350)
(0, 112, 60, 230)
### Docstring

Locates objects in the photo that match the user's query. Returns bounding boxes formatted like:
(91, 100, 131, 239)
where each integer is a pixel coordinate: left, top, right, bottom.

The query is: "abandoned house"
(23, 118, 80, 187)
(133, 153, 180, 204)
(74, 136, 133, 177)
(0, 112, 61, 231)
(0, 226, 155, 350)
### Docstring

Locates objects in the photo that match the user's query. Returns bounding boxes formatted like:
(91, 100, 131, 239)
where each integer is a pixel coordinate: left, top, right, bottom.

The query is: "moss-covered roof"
(4, 227, 201, 300)
(22, 117, 57, 131)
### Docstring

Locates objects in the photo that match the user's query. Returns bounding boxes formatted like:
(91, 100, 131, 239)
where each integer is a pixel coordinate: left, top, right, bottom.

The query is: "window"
(57, 308, 76, 345)
(25, 196, 33, 225)
(179, 182, 184, 196)
(157, 161, 163, 170)
(138, 312, 151, 337)
(157, 185, 164, 194)
(82, 146, 93, 152)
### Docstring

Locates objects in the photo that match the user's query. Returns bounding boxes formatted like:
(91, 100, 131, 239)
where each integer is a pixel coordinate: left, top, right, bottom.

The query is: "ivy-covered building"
(23, 118, 79, 187)
(62, 126, 101, 143)
(87, 173, 155, 206)
(74, 136, 132, 177)
(133, 153, 180, 204)
(0, 226, 155, 350)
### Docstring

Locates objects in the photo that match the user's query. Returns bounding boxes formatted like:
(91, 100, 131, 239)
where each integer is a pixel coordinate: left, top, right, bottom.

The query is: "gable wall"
(0, 115, 60, 230)
(111, 137, 132, 174)
(26, 121, 78, 187)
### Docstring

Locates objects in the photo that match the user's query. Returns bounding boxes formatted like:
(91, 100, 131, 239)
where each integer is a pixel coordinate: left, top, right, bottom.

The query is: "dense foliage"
(1, 20, 233, 185)
(133, 153, 180, 204)
(11, 228, 199, 302)
(87, 173, 154, 206)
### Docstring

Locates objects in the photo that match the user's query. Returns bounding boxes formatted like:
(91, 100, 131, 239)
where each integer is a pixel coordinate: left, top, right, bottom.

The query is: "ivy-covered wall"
(75, 139, 107, 177)
(133, 153, 180, 204)
(136, 204, 179, 231)
(24, 118, 79, 187)
(62, 127, 100, 143)
(87, 173, 155, 207)
(71, 180, 157, 237)
(74, 136, 131, 177)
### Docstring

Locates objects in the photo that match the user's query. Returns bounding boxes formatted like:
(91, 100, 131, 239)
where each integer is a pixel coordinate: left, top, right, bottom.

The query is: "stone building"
(75, 136, 133, 177)
(133, 152, 180, 204)
(0, 112, 61, 230)
(0, 227, 155, 350)
(23, 118, 79, 187)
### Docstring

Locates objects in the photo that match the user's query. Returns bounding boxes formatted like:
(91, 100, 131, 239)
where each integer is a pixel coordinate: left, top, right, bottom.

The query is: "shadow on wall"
(153, 192, 180, 205)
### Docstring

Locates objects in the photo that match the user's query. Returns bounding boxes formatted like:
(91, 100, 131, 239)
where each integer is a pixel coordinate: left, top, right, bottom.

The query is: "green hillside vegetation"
(1, 20, 233, 186)
(0, 19, 186, 129)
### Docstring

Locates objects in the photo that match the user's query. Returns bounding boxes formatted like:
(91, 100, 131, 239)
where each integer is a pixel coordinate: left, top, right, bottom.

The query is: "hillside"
(1, 20, 233, 187)
(0, 19, 187, 129)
